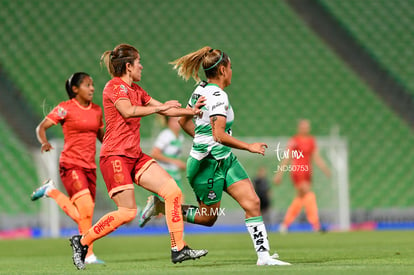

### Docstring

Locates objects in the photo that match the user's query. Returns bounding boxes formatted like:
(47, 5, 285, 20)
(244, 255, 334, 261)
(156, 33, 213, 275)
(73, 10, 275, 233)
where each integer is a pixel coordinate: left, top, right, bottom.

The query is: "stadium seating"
(320, 0, 414, 96)
(0, 116, 39, 214)
(0, 0, 412, 214)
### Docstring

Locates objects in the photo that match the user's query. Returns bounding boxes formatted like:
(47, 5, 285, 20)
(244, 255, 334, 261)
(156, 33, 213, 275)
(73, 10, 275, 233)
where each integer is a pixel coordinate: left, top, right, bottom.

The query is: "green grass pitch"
(0, 231, 413, 274)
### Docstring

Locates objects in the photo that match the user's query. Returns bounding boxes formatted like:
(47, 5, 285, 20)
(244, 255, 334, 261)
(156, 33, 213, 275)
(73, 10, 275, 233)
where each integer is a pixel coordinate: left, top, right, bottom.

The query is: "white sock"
(245, 216, 270, 259)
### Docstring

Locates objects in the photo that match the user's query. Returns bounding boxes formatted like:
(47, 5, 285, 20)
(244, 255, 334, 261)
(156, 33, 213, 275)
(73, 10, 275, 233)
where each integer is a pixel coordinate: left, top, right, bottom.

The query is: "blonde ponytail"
(170, 46, 213, 83)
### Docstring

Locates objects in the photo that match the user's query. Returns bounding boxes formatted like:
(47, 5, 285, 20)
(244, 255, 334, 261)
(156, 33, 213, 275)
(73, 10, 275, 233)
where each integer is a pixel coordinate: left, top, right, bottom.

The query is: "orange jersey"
(47, 98, 104, 169)
(100, 77, 152, 158)
(288, 135, 316, 167)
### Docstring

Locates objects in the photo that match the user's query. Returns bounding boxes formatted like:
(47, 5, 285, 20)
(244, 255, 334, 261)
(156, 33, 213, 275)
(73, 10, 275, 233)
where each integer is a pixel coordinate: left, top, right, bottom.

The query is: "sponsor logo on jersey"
(191, 93, 202, 106)
(93, 215, 115, 234)
(213, 91, 221, 96)
(212, 101, 225, 111)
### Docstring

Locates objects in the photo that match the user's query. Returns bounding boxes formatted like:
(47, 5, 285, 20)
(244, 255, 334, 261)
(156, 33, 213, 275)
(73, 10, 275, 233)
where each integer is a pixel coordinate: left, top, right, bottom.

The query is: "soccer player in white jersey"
(140, 46, 291, 266)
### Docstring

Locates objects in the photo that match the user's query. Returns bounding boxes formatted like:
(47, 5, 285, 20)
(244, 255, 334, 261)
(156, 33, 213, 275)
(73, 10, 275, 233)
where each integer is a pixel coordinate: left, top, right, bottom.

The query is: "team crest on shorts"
(114, 173, 124, 183)
(207, 190, 217, 200)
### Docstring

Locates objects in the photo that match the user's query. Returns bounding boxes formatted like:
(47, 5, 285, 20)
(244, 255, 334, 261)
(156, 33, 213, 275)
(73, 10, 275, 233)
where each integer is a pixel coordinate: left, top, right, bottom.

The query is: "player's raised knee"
(159, 179, 182, 201)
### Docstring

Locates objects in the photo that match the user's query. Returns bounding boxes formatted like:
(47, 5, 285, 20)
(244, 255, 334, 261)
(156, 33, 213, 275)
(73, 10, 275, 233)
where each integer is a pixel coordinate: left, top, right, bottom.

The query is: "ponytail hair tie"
(204, 52, 223, 71)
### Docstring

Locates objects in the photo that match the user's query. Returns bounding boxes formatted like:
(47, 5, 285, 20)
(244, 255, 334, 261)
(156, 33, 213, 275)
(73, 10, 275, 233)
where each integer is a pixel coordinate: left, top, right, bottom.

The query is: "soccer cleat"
(30, 179, 56, 201)
(171, 245, 208, 264)
(257, 257, 291, 266)
(85, 254, 105, 265)
(70, 235, 88, 270)
(138, 195, 162, 228)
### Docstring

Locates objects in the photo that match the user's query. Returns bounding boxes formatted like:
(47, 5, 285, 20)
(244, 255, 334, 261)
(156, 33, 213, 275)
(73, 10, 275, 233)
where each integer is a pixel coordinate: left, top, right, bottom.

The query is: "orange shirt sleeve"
(139, 86, 152, 106)
(108, 83, 130, 105)
(46, 102, 67, 125)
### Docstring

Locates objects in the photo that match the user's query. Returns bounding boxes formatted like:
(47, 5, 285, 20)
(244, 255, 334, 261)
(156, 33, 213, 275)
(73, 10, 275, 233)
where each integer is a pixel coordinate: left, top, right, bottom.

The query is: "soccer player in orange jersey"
(273, 120, 330, 233)
(68, 44, 207, 270)
(31, 72, 105, 264)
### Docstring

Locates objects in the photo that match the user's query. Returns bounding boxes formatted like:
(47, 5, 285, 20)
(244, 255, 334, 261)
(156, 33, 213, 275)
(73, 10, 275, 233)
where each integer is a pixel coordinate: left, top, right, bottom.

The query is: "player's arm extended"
(211, 115, 267, 155)
(36, 118, 55, 152)
(273, 156, 290, 185)
(313, 150, 331, 178)
(150, 147, 186, 170)
(115, 98, 181, 118)
(147, 97, 205, 117)
(179, 106, 196, 138)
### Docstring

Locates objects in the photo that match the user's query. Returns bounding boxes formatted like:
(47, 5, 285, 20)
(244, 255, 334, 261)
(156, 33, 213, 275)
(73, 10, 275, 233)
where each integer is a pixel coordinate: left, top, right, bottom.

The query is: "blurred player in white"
(151, 116, 186, 191)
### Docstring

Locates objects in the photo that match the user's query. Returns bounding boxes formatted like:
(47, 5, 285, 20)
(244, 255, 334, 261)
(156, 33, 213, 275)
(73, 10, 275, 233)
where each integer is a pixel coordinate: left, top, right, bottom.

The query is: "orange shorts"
(100, 153, 156, 198)
(59, 162, 97, 201)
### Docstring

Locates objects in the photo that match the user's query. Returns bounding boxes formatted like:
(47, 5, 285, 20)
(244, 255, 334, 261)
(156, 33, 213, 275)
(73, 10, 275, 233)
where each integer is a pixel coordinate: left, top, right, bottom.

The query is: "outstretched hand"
(193, 96, 206, 115)
(247, 142, 268, 156)
(158, 100, 181, 112)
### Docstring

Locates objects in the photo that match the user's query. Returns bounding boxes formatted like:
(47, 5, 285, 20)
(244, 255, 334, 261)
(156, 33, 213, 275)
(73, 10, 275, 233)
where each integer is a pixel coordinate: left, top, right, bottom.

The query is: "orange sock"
(74, 194, 95, 257)
(303, 192, 320, 231)
(48, 189, 80, 223)
(81, 207, 137, 247)
(283, 196, 303, 227)
(158, 180, 184, 251)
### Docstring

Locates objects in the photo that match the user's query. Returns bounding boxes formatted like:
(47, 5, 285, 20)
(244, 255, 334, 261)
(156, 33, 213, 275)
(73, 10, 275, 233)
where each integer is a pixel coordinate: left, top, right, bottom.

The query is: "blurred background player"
(253, 167, 272, 225)
(273, 119, 331, 233)
(138, 116, 186, 225)
(31, 72, 105, 264)
(140, 46, 291, 266)
(68, 44, 207, 270)
(151, 116, 186, 188)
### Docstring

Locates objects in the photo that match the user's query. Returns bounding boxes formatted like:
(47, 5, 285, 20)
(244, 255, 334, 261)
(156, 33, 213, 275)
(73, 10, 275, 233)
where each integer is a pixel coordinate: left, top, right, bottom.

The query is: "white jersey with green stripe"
(187, 81, 234, 160)
(153, 128, 184, 172)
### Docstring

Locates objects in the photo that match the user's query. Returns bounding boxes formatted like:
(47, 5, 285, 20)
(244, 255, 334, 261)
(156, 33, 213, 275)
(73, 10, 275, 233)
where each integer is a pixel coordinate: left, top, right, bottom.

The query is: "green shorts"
(186, 152, 249, 205)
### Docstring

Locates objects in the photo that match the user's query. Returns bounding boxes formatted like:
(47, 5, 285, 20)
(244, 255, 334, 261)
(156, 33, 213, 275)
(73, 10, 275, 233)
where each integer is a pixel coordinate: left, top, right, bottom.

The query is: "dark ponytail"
(101, 44, 139, 77)
(65, 72, 90, 99)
